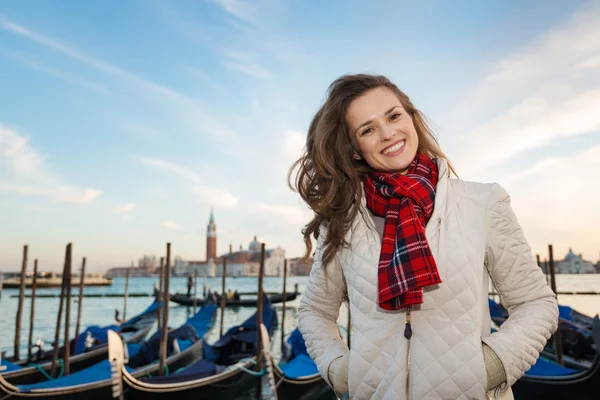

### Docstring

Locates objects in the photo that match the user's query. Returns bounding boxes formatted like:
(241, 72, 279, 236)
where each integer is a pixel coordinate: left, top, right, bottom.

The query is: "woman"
(290, 74, 558, 400)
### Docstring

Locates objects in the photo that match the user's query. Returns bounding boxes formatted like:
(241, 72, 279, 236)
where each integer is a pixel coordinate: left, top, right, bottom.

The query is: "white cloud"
(194, 186, 238, 209)
(283, 130, 306, 159)
(0, 124, 102, 204)
(0, 46, 108, 93)
(0, 16, 242, 149)
(456, 88, 600, 172)
(255, 203, 313, 225)
(446, 2, 600, 175)
(210, 0, 259, 25)
(112, 203, 135, 220)
(118, 121, 162, 137)
(497, 145, 600, 261)
(225, 50, 272, 79)
(140, 157, 203, 184)
(160, 220, 184, 232)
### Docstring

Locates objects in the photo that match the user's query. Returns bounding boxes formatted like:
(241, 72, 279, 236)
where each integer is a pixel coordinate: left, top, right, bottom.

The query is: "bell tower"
(206, 208, 217, 260)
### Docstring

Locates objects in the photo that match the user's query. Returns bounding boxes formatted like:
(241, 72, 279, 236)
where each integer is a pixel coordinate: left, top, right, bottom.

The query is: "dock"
(1, 275, 112, 289)
(12, 292, 152, 298)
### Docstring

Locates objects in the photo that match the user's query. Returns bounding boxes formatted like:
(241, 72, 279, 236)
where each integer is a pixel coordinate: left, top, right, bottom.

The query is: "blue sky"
(1, 0, 599, 272)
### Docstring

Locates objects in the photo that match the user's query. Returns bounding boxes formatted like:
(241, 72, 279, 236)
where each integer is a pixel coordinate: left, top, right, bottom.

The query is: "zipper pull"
(404, 309, 412, 339)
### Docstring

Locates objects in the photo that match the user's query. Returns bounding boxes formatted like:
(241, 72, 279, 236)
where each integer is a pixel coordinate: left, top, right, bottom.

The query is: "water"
(0, 276, 351, 360)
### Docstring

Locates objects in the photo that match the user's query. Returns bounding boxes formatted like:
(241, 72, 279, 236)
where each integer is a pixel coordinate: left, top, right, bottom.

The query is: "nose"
(379, 123, 395, 141)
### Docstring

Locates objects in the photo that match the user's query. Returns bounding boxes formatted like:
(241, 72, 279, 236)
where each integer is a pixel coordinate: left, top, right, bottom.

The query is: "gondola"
(512, 316, 600, 399)
(271, 327, 336, 400)
(488, 298, 596, 369)
(167, 290, 298, 308)
(0, 300, 218, 399)
(114, 294, 278, 399)
(0, 300, 159, 385)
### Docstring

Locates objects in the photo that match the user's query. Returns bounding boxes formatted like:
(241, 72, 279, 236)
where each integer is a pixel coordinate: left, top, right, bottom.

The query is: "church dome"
(249, 235, 261, 251)
(565, 247, 577, 261)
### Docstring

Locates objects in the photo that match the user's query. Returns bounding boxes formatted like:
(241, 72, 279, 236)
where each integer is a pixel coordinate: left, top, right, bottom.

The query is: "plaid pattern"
(363, 153, 441, 310)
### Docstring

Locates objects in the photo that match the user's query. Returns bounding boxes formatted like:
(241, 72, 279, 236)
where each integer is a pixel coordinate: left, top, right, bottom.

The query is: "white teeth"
(382, 141, 405, 155)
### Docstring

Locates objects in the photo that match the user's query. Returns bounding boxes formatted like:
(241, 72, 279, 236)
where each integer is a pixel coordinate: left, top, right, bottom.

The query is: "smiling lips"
(381, 139, 406, 156)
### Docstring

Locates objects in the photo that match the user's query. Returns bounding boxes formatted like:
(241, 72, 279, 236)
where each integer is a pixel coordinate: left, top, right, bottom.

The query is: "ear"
(353, 152, 362, 160)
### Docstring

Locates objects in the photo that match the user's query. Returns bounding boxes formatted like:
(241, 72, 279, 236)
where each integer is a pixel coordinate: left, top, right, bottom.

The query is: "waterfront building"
(177, 211, 287, 277)
(554, 248, 597, 274)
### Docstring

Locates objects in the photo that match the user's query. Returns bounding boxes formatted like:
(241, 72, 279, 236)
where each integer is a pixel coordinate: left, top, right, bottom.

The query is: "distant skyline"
(1, 0, 599, 272)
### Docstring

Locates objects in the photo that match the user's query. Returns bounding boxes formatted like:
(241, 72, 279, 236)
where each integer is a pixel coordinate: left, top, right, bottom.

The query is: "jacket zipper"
(404, 307, 412, 400)
(404, 218, 440, 399)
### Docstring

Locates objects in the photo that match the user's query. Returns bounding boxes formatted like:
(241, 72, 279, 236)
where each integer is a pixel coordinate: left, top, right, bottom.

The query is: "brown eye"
(390, 113, 401, 121)
(361, 127, 374, 136)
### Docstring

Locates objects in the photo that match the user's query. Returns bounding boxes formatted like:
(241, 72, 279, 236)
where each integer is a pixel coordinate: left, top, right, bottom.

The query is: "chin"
(379, 159, 412, 173)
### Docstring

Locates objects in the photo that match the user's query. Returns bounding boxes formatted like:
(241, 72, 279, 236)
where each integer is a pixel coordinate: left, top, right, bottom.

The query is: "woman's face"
(346, 87, 419, 174)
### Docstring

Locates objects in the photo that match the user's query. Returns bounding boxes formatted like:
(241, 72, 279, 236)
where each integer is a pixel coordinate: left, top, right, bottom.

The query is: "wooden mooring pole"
(75, 257, 86, 340)
(255, 243, 266, 398)
(193, 269, 198, 312)
(159, 243, 171, 376)
(123, 268, 131, 321)
(548, 244, 564, 366)
(14, 244, 28, 361)
(63, 243, 73, 376)
(27, 259, 39, 362)
(157, 257, 164, 330)
(219, 257, 227, 338)
(51, 244, 69, 377)
(281, 259, 288, 352)
(27, 258, 38, 362)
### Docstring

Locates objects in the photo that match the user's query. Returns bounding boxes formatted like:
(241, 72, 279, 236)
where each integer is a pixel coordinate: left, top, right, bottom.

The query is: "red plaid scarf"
(363, 153, 441, 311)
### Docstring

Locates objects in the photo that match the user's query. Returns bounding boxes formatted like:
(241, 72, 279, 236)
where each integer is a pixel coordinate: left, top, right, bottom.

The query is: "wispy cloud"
(184, 65, 230, 95)
(457, 88, 600, 172)
(447, 2, 600, 173)
(117, 121, 162, 138)
(194, 186, 238, 209)
(112, 203, 136, 220)
(140, 157, 239, 209)
(140, 157, 203, 184)
(225, 50, 273, 79)
(255, 203, 312, 225)
(0, 15, 241, 147)
(210, 0, 259, 25)
(0, 124, 102, 204)
(160, 220, 184, 232)
(0, 46, 108, 94)
(282, 130, 306, 158)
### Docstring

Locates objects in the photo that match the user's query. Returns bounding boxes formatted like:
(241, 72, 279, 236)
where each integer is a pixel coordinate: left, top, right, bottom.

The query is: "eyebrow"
(354, 106, 401, 134)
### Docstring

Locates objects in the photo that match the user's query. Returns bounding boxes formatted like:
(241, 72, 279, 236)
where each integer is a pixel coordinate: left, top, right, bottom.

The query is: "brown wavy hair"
(288, 74, 456, 268)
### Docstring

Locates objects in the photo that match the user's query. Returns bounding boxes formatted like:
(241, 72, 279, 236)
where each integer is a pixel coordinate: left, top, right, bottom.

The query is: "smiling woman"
(288, 74, 559, 400)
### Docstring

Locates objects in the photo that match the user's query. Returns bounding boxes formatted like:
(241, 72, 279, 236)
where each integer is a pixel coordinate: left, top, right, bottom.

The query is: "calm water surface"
(0, 276, 350, 360)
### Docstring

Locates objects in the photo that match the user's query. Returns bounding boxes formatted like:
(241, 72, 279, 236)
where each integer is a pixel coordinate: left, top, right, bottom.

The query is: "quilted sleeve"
(298, 225, 349, 388)
(481, 183, 559, 388)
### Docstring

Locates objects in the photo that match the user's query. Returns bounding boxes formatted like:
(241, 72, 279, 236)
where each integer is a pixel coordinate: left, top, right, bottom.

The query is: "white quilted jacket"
(298, 158, 558, 400)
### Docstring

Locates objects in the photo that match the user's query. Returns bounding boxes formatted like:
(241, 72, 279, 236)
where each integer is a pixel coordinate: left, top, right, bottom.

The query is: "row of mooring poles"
(13, 244, 88, 370)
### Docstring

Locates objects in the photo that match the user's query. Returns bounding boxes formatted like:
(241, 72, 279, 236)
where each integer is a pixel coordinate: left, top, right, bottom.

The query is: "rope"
(234, 358, 266, 377)
(237, 365, 266, 377)
(27, 359, 64, 380)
